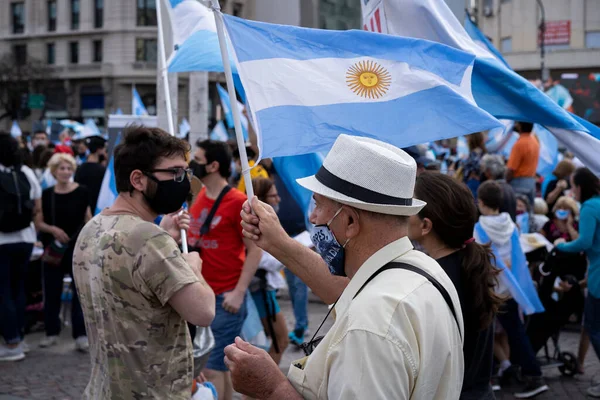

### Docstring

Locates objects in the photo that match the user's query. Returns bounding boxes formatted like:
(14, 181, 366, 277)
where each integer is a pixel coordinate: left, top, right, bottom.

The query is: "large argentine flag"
(223, 15, 501, 158)
(362, 0, 600, 174)
(166, 0, 236, 74)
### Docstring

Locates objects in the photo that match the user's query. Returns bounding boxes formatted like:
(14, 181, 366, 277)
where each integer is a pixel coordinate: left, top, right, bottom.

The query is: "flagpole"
(157, 0, 188, 251)
(210, 1, 255, 201)
(156, 0, 175, 136)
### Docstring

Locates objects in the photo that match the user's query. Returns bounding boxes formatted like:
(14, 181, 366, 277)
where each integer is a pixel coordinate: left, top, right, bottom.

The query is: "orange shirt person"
(506, 121, 540, 205)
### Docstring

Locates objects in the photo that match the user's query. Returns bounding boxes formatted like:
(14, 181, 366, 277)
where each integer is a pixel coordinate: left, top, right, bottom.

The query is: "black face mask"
(189, 159, 208, 180)
(143, 173, 191, 215)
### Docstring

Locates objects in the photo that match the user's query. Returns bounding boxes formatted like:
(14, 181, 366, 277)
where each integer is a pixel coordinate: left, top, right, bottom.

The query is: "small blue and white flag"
(115, 108, 123, 115)
(95, 134, 120, 215)
(59, 119, 84, 133)
(10, 121, 22, 138)
(456, 136, 469, 159)
(210, 120, 229, 142)
(216, 83, 248, 140)
(84, 118, 102, 136)
(365, 0, 600, 174)
(132, 87, 148, 116)
(178, 118, 191, 139)
(166, 0, 237, 74)
(223, 15, 501, 158)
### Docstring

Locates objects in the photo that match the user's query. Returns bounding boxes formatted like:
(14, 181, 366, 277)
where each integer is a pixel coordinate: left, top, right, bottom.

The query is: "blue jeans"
(206, 292, 248, 372)
(584, 294, 600, 364)
(510, 177, 536, 206)
(497, 299, 542, 377)
(0, 243, 33, 344)
(284, 269, 308, 332)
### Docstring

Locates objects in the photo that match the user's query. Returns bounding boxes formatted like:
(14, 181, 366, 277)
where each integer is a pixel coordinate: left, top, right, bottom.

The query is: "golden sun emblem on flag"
(346, 60, 391, 99)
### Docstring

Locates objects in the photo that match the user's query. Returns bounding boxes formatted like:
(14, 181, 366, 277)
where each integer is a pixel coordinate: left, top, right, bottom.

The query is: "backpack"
(0, 166, 33, 233)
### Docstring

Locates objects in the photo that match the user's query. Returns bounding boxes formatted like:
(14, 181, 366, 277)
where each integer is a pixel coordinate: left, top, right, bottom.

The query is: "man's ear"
(207, 160, 220, 174)
(130, 170, 146, 193)
(344, 207, 361, 239)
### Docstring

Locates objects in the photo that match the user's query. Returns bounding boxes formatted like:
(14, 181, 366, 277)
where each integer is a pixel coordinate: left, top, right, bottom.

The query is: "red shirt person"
(187, 140, 262, 400)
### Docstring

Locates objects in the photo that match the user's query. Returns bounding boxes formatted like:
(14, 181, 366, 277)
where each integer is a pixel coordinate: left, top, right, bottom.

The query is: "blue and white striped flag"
(210, 121, 229, 142)
(166, 0, 237, 74)
(223, 15, 501, 158)
(95, 134, 120, 215)
(367, 0, 600, 174)
(132, 87, 148, 116)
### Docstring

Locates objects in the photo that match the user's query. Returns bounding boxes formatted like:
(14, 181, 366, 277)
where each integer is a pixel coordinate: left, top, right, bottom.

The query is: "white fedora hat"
(297, 134, 426, 216)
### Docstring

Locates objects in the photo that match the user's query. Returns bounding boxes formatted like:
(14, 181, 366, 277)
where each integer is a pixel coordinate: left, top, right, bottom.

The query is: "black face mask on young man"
(189, 159, 209, 180)
(143, 173, 191, 215)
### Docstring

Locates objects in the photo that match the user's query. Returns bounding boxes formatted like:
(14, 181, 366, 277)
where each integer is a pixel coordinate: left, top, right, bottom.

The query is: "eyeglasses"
(146, 167, 192, 183)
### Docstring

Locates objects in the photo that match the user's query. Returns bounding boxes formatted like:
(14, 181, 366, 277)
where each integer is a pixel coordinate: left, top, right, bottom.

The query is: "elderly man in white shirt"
(225, 134, 464, 400)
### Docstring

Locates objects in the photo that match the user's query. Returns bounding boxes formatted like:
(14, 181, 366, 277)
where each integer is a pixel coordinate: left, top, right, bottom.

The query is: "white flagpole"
(210, 1, 255, 201)
(156, 0, 176, 137)
(157, 0, 188, 251)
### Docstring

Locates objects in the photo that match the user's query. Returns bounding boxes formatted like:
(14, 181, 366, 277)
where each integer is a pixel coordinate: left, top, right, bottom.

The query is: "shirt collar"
(335, 236, 413, 317)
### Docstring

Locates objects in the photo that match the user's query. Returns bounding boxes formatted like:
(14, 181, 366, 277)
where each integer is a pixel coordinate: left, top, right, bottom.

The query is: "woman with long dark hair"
(408, 172, 502, 399)
(556, 168, 600, 397)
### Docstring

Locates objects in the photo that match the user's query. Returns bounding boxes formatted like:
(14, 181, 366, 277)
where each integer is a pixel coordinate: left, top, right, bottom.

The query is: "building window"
(48, 1, 57, 31)
(71, 0, 80, 30)
(137, 0, 157, 26)
(11, 2, 25, 34)
(136, 38, 157, 62)
(70, 41, 79, 64)
(233, 2, 243, 17)
(47, 43, 55, 64)
(94, 0, 103, 28)
(13, 44, 27, 66)
(586, 31, 600, 49)
(93, 40, 103, 62)
(501, 37, 512, 53)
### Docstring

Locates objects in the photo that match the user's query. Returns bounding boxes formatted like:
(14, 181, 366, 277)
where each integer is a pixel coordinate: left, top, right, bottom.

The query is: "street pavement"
(0, 292, 598, 399)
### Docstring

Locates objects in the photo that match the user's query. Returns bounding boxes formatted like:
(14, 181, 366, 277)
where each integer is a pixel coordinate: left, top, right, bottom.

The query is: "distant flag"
(59, 119, 84, 133)
(132, 87, 149, 116)
(216, 83, 248, 141)
(95, 134, 121, 215)
(115, 108, 124, 115)
(223, 15, 500, 159)
(457, 136, 469, 159)
(361, 0, 600, 174)
(10, 121, 22, 138)
(166, 0, 238, 74)
(84, 118, 102, 136)
(178, 118, 191, 139)
(210, 120, 229, 142)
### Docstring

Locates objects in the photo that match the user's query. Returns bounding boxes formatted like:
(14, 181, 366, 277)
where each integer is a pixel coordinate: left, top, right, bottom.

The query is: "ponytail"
(462, 241, 503, 330)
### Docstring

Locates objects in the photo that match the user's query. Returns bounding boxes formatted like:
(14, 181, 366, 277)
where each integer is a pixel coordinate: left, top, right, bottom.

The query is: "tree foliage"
(0, 53, 53, 121)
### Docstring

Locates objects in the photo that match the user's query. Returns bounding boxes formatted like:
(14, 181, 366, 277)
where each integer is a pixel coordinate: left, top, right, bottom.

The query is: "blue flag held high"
(222, 15, 501, 159)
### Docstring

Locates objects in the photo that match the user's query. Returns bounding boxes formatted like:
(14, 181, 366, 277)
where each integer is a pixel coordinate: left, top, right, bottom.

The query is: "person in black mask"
(75, 136, 108, 215)
(72, 126, 215, 399)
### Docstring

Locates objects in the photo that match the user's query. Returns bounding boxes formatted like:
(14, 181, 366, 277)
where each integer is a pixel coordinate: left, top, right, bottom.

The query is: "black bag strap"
(51, 189, 56, 227)
(306, 261, 462, 352)
(200, 185, 232, 236)
(354, 262, 461, 338)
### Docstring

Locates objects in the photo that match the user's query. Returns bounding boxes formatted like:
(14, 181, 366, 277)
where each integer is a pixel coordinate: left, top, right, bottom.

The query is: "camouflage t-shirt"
(73, 213, 199, 399)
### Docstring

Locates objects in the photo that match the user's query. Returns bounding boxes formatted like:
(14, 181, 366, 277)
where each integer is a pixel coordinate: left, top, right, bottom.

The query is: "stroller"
(526, 248, 587, 376)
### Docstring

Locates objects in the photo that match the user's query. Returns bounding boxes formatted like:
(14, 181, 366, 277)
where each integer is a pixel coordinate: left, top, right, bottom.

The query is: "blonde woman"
(35, 153, 92, 351)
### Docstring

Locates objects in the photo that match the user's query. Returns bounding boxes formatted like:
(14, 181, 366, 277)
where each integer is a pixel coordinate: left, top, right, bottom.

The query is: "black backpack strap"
(200, 185, 232, 236)
(353, 262, 462, 339)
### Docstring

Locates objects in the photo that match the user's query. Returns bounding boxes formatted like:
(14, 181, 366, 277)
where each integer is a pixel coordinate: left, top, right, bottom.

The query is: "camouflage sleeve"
(137, 231, 200, 306)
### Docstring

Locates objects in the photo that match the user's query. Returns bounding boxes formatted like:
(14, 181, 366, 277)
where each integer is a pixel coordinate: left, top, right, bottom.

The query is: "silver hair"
(480, 154, 506, 180)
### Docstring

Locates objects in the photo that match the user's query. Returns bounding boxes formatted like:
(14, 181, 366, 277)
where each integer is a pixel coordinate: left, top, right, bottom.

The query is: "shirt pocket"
(288, 356, 320, 400)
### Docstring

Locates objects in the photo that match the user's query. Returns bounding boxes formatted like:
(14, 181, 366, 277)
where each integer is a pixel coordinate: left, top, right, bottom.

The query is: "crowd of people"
(1, 121, 600, 400)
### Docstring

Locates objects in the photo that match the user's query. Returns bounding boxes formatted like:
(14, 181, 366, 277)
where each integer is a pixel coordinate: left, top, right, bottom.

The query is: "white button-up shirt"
(288, 237, 464, 399)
